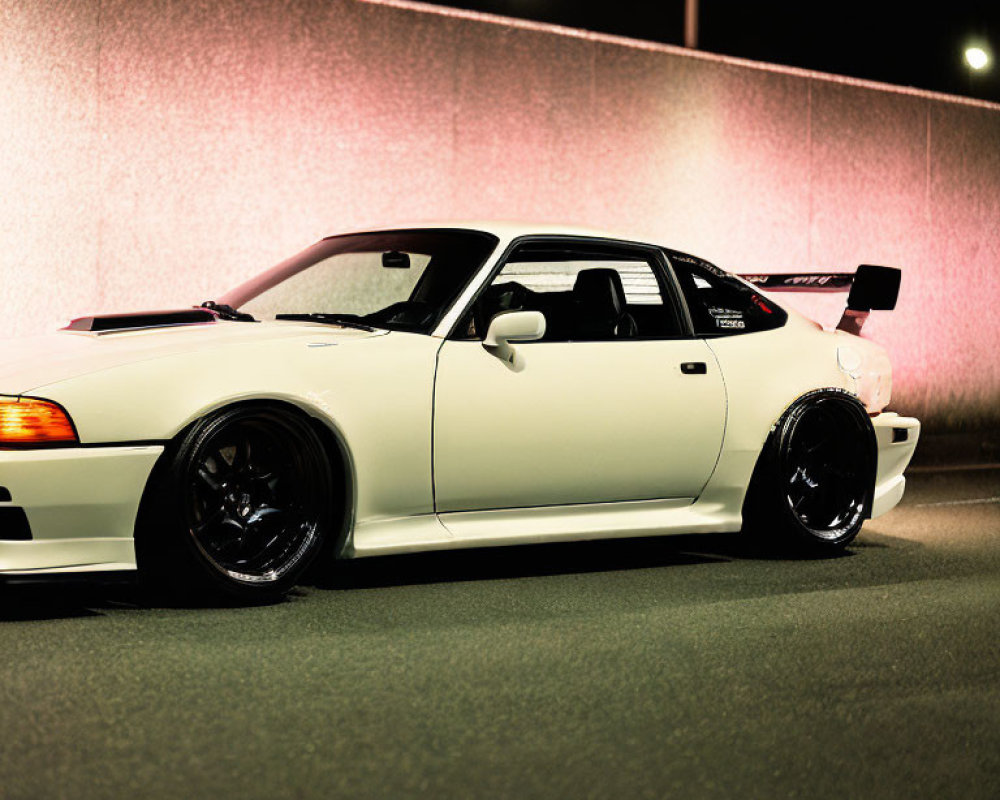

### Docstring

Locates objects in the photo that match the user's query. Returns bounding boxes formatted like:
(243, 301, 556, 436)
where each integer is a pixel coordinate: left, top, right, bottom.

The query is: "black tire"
(137, 405, 334, 602)
(743, 390, 876, 553)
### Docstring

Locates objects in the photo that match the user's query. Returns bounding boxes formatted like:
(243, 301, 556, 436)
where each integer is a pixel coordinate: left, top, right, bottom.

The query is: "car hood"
(0, 320, 378, 395)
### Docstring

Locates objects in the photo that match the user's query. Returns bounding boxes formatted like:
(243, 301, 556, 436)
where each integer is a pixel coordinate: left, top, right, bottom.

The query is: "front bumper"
(871, 412, 920, 518)
(0, 445, 163, 573)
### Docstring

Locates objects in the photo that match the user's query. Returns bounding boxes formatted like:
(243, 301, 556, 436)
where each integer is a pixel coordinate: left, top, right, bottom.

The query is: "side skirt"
(350, 497, 743, 558)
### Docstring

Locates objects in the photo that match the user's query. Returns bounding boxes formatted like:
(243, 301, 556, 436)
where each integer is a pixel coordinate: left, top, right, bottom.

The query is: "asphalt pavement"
(1, 467, 998, 799)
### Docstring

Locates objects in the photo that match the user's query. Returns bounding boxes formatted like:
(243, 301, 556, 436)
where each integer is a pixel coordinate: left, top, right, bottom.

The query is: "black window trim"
(656, 248, 697, 338)
(445, 234, 696, 341)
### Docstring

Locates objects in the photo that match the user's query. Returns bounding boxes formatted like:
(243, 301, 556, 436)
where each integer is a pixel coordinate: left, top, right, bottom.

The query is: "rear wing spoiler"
(738, 264, 901, 335)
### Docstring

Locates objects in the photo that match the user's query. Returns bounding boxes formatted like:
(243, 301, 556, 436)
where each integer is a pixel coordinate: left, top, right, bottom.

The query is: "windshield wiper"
(274, 313, 376, 332)
(200, 301, 256, 322)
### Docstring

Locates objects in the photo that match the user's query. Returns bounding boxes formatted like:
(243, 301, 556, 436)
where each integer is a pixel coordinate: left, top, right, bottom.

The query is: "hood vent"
(64, 309, 217, 334)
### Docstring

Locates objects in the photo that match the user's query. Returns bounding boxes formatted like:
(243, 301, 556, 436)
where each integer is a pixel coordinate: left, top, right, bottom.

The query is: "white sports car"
(0, 223, 919, 600)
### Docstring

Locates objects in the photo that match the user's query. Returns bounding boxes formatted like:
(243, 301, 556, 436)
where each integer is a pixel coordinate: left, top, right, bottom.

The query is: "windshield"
(220, 229, 499, 334)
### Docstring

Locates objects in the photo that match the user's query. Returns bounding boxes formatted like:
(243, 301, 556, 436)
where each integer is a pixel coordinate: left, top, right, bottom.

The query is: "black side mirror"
(848, 264, 901, 311)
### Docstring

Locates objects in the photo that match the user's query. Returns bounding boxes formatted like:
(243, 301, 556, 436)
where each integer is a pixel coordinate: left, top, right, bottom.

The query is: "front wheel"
(138, 405, 333, 602)
(743, 391, 875, 552)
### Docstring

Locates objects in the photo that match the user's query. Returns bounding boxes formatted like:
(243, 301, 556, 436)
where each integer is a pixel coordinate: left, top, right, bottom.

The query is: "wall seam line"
(806, 78, 812, 265)
(95, 0, 104, 308)
(925, 102, 932, 229)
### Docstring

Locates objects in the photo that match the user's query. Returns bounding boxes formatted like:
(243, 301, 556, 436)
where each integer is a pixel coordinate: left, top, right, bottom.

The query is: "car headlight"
(0, 396, 79, 446)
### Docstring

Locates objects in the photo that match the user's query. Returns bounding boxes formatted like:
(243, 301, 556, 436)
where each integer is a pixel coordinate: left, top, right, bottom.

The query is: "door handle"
(681, 362, 707, 375)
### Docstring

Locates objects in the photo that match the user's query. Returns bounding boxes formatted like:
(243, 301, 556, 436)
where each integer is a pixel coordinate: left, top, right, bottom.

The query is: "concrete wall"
(3, 0, 999, 431)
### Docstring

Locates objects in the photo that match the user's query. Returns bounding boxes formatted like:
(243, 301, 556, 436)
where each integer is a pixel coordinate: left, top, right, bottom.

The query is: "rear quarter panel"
(698, 313, 855, 509)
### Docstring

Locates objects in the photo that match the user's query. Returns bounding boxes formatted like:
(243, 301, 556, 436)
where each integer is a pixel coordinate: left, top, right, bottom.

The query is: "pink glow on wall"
(2, 0, 1000, 431)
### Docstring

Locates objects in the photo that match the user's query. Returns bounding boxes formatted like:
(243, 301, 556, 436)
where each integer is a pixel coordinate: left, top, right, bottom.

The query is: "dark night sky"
(421, 0, 1000, 103)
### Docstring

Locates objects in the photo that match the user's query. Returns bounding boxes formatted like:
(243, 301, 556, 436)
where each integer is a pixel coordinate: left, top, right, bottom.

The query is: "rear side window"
(670, 254, 787, 336)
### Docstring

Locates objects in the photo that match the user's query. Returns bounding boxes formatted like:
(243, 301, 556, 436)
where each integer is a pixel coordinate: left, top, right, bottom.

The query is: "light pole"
(685, 0, 698, 48)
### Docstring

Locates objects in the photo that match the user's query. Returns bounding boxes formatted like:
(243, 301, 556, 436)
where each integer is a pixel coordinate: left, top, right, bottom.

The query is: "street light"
(964, 46, 990, 71)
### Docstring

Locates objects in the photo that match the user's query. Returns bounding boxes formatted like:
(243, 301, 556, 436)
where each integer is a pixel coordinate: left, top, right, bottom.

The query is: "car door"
(432, 237, 727, 513)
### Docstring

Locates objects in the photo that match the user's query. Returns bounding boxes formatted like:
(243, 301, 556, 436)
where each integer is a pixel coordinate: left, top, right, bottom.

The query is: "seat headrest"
(573, 268, 626, 315)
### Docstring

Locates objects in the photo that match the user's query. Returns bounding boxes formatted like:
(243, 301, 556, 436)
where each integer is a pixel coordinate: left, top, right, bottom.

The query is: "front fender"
(29, 332, 442, 523)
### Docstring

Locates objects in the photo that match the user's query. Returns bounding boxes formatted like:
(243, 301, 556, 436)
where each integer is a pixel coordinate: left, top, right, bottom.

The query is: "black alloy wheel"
(780, 397, 871, 539)
(744, 391, 875, 551)
(140, 405, 333, 601)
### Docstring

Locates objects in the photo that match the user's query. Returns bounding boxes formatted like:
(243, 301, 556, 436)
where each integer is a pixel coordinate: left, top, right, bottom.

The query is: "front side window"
(457, 241, 684, 341)
(221, 229, 498, 334)
(669, 252, 787, 336)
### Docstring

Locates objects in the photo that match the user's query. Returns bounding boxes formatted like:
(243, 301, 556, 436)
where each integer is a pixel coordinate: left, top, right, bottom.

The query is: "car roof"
(322, 220, 735, 282)
(326, 220, 654, 245)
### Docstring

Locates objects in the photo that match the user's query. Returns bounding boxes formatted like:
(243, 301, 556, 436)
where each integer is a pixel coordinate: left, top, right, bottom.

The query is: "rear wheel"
(138, 405, 333, 602)
(744, 391, 875, 552)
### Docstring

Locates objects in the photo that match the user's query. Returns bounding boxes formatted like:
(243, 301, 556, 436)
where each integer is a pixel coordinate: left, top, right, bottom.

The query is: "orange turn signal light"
(0, 397, 78, 445)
